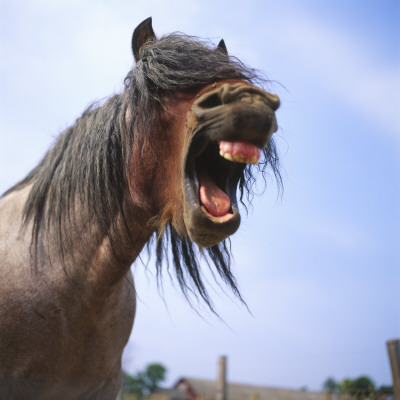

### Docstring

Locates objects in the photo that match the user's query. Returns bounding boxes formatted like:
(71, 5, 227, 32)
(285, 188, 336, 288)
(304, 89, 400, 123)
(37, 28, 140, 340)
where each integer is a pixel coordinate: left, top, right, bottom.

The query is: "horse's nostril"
(197, 93, 222, 109)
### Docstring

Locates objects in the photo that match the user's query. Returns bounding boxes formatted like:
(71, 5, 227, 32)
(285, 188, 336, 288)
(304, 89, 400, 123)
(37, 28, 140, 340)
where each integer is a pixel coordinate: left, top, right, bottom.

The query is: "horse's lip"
(199, 205, 235, 223)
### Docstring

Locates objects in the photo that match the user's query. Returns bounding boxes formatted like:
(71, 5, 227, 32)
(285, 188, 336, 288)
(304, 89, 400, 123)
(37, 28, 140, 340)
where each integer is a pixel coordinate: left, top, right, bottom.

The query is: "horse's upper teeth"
(220, 151, 233, 162)
(219, 151, 259, 164)
(249, 155, 258, 164)
(219, 141, 260, 164)
(233, 153, 245, 163)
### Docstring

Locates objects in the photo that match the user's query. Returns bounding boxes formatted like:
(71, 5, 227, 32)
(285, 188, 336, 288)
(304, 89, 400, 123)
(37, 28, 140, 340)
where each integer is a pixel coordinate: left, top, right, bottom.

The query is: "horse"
(0, 18, 280, 399)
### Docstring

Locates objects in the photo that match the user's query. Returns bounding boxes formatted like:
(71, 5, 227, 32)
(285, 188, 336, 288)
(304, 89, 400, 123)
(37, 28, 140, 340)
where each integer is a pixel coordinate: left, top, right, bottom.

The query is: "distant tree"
(123, 363, 167, 398)
(123, 371, 146, 399)
(337, 376, 375, 399)
(351, 376, 375, 399)
(376, 384, 394, 398)
(323, 377, 339, 394)
(339, 378, 354, 395)
(143, 363, 167, 393)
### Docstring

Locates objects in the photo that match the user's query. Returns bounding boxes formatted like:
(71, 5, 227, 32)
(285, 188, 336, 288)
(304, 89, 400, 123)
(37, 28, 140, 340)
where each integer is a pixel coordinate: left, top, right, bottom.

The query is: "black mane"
(3, 33, 281, 311)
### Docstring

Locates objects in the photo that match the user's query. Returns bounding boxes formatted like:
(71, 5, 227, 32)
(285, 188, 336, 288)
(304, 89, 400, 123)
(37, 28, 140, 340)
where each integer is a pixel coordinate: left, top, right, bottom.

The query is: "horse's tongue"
(199, 172, 231, 217)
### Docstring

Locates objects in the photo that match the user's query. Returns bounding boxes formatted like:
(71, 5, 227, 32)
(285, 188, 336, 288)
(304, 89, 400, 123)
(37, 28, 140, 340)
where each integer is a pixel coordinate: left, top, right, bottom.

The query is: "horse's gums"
(0, 17, 280, 399)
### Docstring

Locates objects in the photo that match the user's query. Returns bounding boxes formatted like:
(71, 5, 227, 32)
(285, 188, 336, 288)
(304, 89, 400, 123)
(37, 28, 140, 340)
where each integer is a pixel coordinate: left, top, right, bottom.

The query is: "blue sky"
(1, 0, 399, 392)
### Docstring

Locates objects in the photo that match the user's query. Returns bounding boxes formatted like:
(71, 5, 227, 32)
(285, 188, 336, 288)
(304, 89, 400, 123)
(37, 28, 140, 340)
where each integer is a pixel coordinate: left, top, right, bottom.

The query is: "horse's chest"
(0, 269, 135, 397)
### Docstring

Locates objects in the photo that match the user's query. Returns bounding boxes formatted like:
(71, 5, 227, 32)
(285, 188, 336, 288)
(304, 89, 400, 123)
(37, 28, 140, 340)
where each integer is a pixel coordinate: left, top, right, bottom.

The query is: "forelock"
(128, 33, 263, 93)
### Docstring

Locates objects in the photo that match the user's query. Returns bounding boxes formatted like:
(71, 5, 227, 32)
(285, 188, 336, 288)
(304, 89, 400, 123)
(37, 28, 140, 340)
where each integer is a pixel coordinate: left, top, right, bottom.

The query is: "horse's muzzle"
(182, 81, 280, 247)
(191, 82, 279, 149)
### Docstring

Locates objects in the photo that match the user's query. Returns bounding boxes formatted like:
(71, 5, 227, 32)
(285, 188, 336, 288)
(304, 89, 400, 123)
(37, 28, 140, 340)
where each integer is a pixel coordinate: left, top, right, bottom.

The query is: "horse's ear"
(132, 17, 156, 62)
(217, 39, 228, 55)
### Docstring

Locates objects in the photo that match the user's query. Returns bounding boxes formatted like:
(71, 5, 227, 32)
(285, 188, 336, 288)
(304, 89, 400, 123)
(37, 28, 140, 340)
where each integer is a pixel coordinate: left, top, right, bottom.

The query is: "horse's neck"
(2, 185, 153, 304)
(60, 195, 154, 300)
(81, 197, 153, 293)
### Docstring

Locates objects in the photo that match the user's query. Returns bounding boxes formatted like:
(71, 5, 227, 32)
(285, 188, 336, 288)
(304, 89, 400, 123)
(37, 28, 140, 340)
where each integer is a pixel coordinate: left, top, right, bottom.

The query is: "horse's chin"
(184, 202, 241, 248)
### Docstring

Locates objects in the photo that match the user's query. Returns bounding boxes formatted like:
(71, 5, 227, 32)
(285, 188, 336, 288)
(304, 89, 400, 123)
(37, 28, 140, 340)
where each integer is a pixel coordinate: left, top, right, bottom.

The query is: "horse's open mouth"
(196, 140, 260, 221)
(183, 135, 261, 247)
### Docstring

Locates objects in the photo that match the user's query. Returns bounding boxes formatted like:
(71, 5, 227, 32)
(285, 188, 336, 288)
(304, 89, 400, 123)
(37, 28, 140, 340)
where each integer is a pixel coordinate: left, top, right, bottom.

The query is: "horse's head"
(128, 18, 280, 249)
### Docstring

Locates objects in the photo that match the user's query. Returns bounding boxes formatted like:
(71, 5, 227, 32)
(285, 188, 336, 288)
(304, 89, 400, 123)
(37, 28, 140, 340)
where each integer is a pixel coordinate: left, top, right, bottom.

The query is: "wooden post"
(216, 356, 227, 400)
(116, 387, 123, 400)
(387, 339, 400, 400)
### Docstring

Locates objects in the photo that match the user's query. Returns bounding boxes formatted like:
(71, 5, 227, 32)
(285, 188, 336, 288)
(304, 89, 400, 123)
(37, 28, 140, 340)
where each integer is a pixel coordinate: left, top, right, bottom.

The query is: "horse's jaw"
(182, 81, 280, 248)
